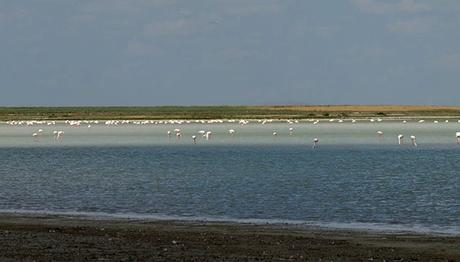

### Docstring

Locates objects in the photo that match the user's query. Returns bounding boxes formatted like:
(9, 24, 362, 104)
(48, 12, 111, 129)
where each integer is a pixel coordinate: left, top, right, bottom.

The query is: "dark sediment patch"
(0, 214, 459, 261)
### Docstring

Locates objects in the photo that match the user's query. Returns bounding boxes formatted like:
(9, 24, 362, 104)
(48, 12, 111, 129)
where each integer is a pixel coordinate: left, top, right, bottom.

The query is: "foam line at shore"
(1, 209, 458, 236)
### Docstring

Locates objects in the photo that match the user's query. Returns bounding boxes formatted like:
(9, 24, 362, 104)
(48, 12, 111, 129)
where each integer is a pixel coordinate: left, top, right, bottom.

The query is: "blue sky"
(1, 0, 459, 106)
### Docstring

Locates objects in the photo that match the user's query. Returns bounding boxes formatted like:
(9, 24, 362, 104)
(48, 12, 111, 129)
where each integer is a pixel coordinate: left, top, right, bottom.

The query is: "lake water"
(0, 120, 459, 234)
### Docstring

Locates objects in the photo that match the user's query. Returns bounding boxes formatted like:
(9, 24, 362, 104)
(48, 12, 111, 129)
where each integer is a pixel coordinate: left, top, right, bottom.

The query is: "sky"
(1, 0, 460, 106)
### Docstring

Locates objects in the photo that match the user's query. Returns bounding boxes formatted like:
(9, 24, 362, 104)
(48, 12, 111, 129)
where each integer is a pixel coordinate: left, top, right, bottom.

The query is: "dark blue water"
(1, 145, 459, 233)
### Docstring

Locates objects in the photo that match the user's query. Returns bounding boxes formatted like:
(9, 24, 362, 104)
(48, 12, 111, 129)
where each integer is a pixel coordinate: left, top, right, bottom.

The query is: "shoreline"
(1, 210, 459, 237)
(1, 213, 459, 261)
(2, 115, 460, 123)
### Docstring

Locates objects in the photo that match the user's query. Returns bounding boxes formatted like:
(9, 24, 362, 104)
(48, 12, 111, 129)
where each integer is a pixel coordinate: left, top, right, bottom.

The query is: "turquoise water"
(0, 120, 459, 234)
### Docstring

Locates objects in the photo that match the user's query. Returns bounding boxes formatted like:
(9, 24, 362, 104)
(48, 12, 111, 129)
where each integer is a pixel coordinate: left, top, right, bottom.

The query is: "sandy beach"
(0, 213, 458, 261)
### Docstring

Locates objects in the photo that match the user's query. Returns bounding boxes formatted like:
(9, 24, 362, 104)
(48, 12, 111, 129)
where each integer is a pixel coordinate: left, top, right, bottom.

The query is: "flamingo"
(53, 131, 64, 140)
(313, 138, 319, 149)
(398, 134, 404, 145)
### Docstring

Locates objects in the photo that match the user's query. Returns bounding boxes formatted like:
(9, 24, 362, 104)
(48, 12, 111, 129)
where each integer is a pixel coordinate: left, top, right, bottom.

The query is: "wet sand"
(0, 213, 458, 261)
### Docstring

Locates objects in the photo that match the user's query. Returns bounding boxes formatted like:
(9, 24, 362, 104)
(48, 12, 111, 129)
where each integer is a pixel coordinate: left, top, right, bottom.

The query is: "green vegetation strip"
(1, 106, 460, 121)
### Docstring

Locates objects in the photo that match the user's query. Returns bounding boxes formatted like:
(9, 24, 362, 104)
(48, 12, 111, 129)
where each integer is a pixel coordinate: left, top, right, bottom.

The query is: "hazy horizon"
(1, 0, 460, 106)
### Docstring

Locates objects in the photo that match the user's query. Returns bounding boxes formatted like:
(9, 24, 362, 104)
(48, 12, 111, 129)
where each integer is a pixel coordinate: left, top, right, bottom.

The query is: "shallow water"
(0, 121, 459, 234)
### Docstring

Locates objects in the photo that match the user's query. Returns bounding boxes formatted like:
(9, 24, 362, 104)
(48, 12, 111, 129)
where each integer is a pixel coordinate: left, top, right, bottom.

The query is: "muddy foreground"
(0, 214, 458, 261)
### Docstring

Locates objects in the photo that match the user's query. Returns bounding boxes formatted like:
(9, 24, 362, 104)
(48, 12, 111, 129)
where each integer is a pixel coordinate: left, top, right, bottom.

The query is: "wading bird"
(398, 134, 404, 145)
(313, 138, 319, 148)
(410, 135, 417, 147)
(205, 131, 212, 140)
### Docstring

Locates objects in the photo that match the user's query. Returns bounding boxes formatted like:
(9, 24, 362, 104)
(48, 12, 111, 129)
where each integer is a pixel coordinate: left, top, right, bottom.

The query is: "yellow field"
(252, 105, 460, 112)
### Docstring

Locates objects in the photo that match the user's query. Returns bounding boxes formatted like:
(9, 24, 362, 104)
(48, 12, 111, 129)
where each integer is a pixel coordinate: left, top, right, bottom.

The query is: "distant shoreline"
(0, 213, 459, 261)
(2, 105, 460, 121)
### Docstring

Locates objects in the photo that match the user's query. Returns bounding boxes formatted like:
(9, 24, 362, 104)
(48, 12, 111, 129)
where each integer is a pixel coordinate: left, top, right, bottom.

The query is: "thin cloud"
(0, 8, 30, 24)
(143, 18, 207, 37)
(351, 0, 431, 14)
(361, 46, 393, 58)
(220, 0, 282, 16)
(81, 0, 175, 15)
(387, 18, 433, 34)
(436, 53, 460, 70)
(305, 26, 339, 38)
(143, 13, 221, 38)
(126, 41, 163, 56)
